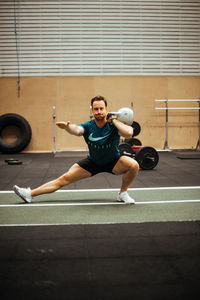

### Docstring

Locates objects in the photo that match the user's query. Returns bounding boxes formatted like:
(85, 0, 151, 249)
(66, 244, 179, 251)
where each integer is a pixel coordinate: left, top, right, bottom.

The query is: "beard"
(94, 114, 105, 121)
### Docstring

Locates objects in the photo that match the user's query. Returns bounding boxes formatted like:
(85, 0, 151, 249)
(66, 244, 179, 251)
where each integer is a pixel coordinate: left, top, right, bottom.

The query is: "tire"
(0, 113, 32, 154)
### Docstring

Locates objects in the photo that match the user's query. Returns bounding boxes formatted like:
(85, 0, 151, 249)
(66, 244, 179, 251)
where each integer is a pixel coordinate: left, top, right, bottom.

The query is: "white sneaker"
(117, 191, 135, 204)
(13, 185, 32, 203)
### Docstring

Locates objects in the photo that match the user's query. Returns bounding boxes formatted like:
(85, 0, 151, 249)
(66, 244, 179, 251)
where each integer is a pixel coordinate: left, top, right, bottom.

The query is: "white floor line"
(0, 199, 200, 207)
(0, 186, 200, 194)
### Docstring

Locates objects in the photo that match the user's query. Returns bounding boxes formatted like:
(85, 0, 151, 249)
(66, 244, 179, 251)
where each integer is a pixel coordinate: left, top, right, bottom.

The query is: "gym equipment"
(107, 107, 134, 125)
(135, 146, 159, 170)
(132, 138, 142, 145)
(0, 113, 32, 154)
(118, 143, 159, 170)
(125, 138, 142, 146)
(5, 158, 22, 165)
(155, 99, 200, 150)
(131, 121, 141, 137)
(53, 105, 56, 154)
(7, 160, 22, 165)
(132, 145, 142, 152)
(118, 143, 134, 157)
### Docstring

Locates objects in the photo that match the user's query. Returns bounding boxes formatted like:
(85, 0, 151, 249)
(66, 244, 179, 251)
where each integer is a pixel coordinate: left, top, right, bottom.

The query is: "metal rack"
(155, 99, 200, 150)
(53, 105, 56, 154)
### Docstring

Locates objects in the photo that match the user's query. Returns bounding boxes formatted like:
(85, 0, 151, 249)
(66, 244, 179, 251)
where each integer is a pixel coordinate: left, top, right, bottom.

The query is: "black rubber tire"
(0, 113, 32, 154)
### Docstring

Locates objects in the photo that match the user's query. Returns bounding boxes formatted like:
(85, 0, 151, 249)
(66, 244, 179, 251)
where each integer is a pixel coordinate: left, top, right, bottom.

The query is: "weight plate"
(132, 145, 142, 153)
(7, 160, 22, 165)
(135, 146, 159, 170)
(125, 138, 142, 146)
(5, 158, 16, 163)
(132, 138, 142, 146)
(118, 143, 134, 158)
(131, 121, 141, 137)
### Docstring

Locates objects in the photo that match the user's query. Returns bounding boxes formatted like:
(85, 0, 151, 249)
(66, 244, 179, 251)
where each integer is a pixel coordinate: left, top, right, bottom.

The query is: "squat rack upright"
(155, 99, 200, 150)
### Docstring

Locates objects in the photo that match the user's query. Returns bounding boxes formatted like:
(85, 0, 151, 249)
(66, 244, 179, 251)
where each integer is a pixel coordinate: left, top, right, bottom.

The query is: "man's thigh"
(112, 156, 138, 175)
(63, 163, 92, 182)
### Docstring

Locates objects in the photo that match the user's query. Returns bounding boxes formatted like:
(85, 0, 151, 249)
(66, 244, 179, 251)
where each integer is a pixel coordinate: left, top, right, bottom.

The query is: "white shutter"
(0, 0, 200, 76)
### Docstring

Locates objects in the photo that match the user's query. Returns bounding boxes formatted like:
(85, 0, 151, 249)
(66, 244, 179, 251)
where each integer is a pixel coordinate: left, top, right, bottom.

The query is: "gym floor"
(0, 150, 200, 190)
(0, 150, 200, 300)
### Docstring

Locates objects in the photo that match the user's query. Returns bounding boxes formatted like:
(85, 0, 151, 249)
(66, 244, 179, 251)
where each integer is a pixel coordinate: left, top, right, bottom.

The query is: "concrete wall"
(0, 76, 200, 152)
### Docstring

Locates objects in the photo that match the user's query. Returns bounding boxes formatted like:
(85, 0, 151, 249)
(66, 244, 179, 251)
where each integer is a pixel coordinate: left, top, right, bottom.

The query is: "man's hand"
(56, 121, 70, 129)
(106, 113, 117, 122)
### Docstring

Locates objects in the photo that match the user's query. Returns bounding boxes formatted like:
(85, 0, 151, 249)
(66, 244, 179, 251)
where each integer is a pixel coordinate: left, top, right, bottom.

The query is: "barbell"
(118, 143, 159, 170)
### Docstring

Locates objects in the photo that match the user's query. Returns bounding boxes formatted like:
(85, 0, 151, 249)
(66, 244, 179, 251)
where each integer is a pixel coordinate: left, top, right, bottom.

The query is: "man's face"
(92, 100, 108, 121)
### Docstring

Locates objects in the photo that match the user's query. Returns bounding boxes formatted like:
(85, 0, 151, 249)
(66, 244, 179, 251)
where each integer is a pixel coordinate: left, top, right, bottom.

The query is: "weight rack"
(155, 99, 200, 150)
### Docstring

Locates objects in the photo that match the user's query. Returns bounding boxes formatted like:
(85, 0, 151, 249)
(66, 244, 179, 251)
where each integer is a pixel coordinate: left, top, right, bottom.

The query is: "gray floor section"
(1, 222, 200, 300)
(0, 150, 200, 191)
(0, 150, 200, 300)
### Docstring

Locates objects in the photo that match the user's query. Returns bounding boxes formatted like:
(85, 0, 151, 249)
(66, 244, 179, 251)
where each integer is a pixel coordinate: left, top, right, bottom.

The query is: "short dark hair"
(91, 96, 107, 107)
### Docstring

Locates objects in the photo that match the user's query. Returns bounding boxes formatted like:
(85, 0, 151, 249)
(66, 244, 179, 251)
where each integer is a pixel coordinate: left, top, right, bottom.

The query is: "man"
(14, 96, 139, 204)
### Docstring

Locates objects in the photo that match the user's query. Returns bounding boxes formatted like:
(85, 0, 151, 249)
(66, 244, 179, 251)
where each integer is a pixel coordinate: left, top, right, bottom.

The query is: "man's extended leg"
(112, 156, 139, 203)
(14, 163, 91, 203)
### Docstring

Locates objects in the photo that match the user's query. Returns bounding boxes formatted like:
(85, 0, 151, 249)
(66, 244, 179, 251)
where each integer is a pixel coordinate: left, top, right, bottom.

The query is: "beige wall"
(0, 76, 200, 152)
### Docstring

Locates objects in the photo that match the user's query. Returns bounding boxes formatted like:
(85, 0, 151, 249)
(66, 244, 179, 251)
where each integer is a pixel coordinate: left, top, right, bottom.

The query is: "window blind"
(0, 0, 200, 76)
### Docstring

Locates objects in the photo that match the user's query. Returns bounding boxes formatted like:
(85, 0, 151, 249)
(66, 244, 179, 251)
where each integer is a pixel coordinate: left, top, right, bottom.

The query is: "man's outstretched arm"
(56, 121, 84, 136)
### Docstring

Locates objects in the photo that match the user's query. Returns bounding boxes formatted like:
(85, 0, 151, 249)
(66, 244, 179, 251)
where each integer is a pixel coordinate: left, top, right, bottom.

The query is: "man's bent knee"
(130, 159, 139, 172)
(125, 159, 139, 176)
(113, 156, 139, 175)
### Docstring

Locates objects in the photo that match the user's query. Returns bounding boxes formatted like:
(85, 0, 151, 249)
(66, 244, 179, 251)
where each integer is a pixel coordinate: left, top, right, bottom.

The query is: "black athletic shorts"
(77, 156, 120, 176)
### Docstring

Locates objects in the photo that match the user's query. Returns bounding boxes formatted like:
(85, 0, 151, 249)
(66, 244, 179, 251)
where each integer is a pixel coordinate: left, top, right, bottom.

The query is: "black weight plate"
(132, 138, 142, 146)
(118, 143, 134, 158)
(135, 146, 159, 170)
(7, 160, 22, 165)
(5, 158, 16, 163)
(125, 138, 142, 146)
(131, 121, 141, 137)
